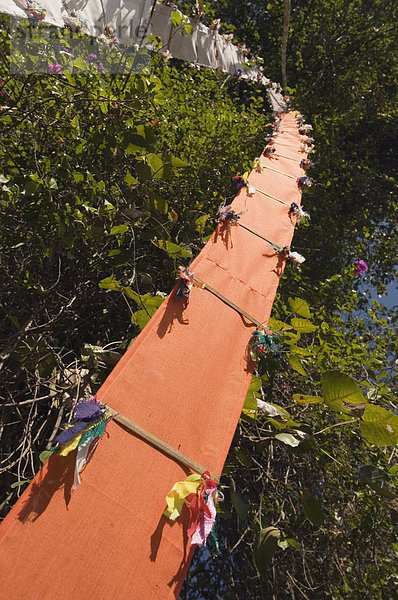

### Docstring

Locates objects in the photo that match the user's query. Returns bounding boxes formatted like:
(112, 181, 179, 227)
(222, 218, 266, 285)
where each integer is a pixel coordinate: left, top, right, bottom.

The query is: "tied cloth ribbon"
(52, 397, 112, 491)
(250, 328, 280, 360)
(175, 266, 194, 306)
(15, 0, 46, 21)
(165, 472, 220, 546)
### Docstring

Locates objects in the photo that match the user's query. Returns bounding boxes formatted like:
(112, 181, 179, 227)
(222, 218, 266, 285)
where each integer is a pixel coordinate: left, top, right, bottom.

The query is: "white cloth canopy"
(2, 0, 287, 111)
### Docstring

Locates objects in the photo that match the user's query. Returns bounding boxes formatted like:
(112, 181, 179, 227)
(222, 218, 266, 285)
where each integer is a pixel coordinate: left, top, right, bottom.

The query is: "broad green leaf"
(125, 170, 139, 186)
(289, 345, 311, 356)
(131, 307, 158, 329)
(242, 375, 262, 417)
(170, 155, 190, 168)
(148, 192, 168, 214)
(268, 317, 292, 331)
(234, 447, 253, 468)
(288, 354, 307, 376)
(39, 450, 53, 463)
(230, 490, 249, 520)
(275, 433, 301, 446)
(293, 393, 322, 404)
(195, 214, 209, 234)
(357, 465, 384, 483)
(73, 172, 84, 184)
(147, 153, 173, 179)
(360, 404, 398, 446)
(301, 490, 325, 527)
(322, 371, 365, 413)
(110, 224, 128, 235)
(171, 10, 182, 26)
(152, 239, 192, 258)
(73, 56, 87, 70)
(291, 317, 317, 333)
(99, 275, 121, 291)
(288, 297, 312, 318)
(253, 527, 281, 577)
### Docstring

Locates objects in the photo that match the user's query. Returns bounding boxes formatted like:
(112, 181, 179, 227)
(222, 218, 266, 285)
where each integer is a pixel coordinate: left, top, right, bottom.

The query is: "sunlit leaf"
(291, 317, 317, 333)
(253, 527, 281, 577)
(288, 297, 312, 318)
(322, 371, 365, 413)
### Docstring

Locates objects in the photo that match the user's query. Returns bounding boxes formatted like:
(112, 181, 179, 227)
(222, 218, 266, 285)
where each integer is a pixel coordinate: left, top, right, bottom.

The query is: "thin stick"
(107, 407, 218, 481)
(193, 276, 262, 327)
(237, 222, 281, 249)
(261, 164, 297, 180)
(252, 186, 291, 207)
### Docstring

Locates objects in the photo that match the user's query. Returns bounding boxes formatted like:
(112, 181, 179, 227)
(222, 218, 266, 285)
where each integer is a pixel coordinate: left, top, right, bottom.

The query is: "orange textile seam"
(0, 112, 307, 600)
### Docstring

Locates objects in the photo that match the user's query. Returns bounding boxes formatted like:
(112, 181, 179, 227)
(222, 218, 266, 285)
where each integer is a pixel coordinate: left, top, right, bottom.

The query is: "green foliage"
(0, 8, 397, 600)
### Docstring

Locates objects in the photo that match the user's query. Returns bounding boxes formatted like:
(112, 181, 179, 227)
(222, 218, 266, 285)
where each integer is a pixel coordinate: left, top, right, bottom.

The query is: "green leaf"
(253, 527, 281, 577)
(291, 317, 317, 333)
(39, 450, 53, 464)
(99, 275, 121, 291)
(170, 155, 190, 168)
(360, 404, 398, 446)
(322, 371, 365, 413)
(242, 375, 262, 418)
(275, 433, 301, 446)
(148, 191, 168, 214)
(110, 224, 128, 235)
(194, 214, 209, 234)
(230, 490, 249, 520)
(357, 465, 384, 484)
(268, 317, 292, 331)
(301, 490, 325, 527)
(171, 10, 182, 26)
(125, 170, 138, 186)
(73, 172, 84, 184)
(131, 307, 158, 329)
(73, 56, 87, 70)
(11, 480, 32, 489)
(152, 239, 192, 258)
(234, 447, 253, 468)
(288, 354, 307, 376)
(288, 297, 312, 318)
(293, 393, 323, 404)
(147, 153, 172, 179)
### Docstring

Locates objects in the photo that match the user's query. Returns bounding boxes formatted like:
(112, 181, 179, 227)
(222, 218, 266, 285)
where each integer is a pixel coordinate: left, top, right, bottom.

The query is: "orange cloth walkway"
(0, 112, 305, 599)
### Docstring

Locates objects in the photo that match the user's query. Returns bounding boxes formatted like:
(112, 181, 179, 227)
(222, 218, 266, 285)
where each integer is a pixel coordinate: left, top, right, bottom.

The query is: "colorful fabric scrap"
(175, 266, 194, 306)
(53, 397, 112, 491)
(17, 0, 46, 21)
(250, 328, 280, 360)
(218, 204, 241, 223)
(289, 202, 310, 223)
(164, 472, 220, 547)
(278, 246, 306, 268)
(232, 175, 247, 191)
(297, 176, 313, 189)
(63, 11, 86, 32)
(300, 158, 314, 171)
(253, 158, 265, 172)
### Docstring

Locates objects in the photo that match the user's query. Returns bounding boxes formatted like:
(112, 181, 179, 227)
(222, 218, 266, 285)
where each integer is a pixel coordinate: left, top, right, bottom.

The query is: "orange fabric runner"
(0, 112, 305, 600)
